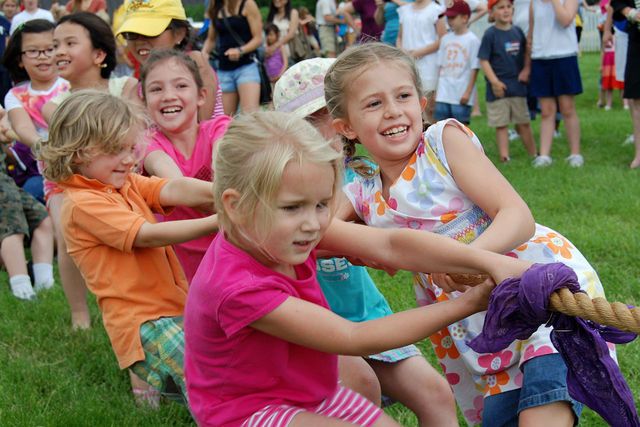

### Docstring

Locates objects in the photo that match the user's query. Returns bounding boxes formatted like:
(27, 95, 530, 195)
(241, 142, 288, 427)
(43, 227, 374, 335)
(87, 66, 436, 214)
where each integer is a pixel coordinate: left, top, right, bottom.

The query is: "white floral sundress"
(343, 119, 613, 425)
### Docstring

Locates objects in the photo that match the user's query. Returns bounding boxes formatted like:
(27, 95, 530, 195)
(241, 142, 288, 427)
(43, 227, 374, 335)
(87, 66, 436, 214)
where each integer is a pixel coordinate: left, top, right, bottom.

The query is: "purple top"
(469, 262, 639, 427)
(265, 49, 284, 79)
(352, 0, 384, 42)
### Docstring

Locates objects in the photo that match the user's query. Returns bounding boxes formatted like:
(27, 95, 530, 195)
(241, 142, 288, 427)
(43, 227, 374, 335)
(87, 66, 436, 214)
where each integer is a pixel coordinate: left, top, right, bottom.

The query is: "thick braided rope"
(448, 273, 640, 334)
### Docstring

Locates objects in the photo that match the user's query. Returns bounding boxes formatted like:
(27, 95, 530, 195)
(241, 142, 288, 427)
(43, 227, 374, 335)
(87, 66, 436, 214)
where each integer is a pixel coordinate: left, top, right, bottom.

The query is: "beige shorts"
(486, 96, 530, 128)
(319, 25, 337, 55)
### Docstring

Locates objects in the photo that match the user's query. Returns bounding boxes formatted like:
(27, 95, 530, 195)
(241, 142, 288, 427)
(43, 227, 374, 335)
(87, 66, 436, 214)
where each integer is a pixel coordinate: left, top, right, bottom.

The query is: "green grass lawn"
(1, 52, 638, 426)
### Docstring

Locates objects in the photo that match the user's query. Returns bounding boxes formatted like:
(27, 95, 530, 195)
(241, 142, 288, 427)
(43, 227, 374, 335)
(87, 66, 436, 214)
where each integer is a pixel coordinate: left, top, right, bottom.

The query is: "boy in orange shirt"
(39, 90, 218, 406)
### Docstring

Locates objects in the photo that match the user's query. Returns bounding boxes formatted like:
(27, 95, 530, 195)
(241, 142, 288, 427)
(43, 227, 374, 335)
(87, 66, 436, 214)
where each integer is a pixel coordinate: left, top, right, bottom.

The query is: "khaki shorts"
(486, 96, 530, 128)
(319, 25, 337, 55)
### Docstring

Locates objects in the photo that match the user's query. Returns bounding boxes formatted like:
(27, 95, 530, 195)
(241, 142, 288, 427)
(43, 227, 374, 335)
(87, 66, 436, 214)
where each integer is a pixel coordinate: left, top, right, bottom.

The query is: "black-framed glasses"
(21, 47, 55, 59)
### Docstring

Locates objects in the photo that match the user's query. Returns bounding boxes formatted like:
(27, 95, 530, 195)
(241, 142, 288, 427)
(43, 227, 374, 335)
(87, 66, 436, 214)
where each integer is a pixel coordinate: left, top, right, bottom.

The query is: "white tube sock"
(33, 263, 55, 291)
(10, 274, 36, 300)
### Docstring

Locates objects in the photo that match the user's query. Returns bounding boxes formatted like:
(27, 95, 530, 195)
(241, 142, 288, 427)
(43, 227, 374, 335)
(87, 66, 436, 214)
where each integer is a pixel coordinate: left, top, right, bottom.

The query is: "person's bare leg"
(558, 95, 580, 156)
(30, 217, 54, 264)
(222, 91, 239, 116)
(129, 370, 161, 409)
(237, 81, 261, 114)
(496, 126, 510, 161)
(338, 355, 381, 406)
(515, 122, 538, 156)
(538, 97, 557, 157)
(630, 98, 640, 168)
(519, 401, 574, 427)
(1, 234, 35, 299)
(369, 357, 458, 427)
(1, 234, 28, 276)
(49, 194, 90, 329)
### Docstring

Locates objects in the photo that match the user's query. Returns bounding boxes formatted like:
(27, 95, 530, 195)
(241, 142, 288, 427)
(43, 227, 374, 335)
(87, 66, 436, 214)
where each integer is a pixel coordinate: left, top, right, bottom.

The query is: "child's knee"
(338, 355, 381, 404)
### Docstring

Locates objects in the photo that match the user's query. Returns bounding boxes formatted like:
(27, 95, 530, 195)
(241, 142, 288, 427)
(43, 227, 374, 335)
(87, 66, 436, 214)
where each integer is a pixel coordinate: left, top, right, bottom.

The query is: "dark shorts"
(624, 31, 640, 99)
(530, 56, 583, 98)
(0, 171, 48, 242)
(482, 354, 583, 427)
(434, 102, 472, 124)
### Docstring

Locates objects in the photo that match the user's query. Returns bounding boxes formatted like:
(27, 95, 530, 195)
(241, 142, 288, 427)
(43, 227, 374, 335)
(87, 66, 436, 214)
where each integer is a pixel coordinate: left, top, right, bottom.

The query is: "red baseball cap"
(441, 0, 472, 17)
(488, 0, 514, 10)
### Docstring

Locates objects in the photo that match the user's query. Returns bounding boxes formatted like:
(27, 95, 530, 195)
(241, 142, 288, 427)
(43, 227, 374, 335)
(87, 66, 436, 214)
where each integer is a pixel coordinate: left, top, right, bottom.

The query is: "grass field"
(1, 52, 638, 426)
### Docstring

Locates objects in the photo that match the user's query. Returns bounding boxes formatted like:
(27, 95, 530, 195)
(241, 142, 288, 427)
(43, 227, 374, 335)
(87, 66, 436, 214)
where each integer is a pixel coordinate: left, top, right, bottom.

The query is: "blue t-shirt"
(478, 25, 528, 101)
(316, 167, 393, 322)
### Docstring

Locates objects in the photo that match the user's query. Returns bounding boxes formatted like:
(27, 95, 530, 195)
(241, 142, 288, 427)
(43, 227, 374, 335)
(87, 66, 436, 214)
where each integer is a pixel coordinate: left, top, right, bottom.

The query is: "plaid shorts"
(242, 386, 383, 426)
(130, 316, 187, 405)
(0, 171, 48, 242)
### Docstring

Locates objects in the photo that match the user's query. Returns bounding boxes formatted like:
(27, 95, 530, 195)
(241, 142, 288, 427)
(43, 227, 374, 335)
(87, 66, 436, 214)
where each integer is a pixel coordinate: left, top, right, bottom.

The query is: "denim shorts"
(217, 61, 260, 93)
(482, 354, 583, 427)
(530, 56, 583, 98)
(433, 102, 472, 124)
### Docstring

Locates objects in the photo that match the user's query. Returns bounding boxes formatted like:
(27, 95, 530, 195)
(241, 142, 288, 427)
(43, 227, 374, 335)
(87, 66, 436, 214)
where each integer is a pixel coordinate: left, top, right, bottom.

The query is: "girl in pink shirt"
(184, 110, 534, 426)
(140, 49, 231, 282)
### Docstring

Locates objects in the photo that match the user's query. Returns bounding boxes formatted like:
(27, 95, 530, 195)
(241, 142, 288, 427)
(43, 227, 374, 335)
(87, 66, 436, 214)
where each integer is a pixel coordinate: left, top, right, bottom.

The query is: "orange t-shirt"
(60, 173, 189, 369)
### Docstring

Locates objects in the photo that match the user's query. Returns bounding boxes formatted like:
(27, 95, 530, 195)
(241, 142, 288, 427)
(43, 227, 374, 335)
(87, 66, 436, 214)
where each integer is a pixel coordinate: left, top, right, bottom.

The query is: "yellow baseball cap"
(115, 0, 187, 38)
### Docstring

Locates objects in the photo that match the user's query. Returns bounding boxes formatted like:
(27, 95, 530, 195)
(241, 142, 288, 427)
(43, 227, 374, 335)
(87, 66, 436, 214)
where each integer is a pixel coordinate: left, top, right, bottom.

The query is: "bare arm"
(468, 2, 488, 25)
(460, 68, 479, 105)
(602, 4, 614, 47)
(337, 3, 359, 33)
(202, 18, 217, 56)
(550, 0, 578, 27)
(143, 150, 185, 179)
(318, 218, 532, 280)
(133, 177, 217, 247)
(189, 50, 217, 121)
(375, 0, 386, 25)
(410, 18, 447, 58)
(442, 125, 536, 253)
(251, 278, 494, 356)
(134, 214, 218, 247)
(7, 108, 41, 147)
(42, 100, 57, 125)
(480, 59, 507, 98)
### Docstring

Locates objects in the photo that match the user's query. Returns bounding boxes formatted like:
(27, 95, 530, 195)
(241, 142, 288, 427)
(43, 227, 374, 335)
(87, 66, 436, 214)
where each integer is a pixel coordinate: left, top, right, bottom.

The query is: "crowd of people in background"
(0, 0, 638, 424)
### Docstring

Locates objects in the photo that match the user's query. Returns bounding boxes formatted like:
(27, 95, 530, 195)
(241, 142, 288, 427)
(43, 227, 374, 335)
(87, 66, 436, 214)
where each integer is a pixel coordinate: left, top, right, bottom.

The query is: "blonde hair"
(39, 89, 146, 182)
(213, 110, 343, 239)
(324, 42, 424, 178)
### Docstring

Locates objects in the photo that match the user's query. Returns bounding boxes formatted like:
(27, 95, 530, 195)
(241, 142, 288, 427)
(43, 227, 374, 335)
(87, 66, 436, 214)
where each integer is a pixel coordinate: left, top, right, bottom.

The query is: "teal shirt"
(316, 167, 393, 322)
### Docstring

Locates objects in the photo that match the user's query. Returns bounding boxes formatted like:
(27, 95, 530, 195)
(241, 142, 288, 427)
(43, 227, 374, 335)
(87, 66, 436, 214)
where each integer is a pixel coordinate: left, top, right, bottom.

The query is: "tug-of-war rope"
(448, 273, 640, 334)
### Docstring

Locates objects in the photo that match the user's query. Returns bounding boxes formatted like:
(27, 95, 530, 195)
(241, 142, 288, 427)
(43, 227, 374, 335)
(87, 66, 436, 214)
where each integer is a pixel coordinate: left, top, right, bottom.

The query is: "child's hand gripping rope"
(451, 264, 640, 427)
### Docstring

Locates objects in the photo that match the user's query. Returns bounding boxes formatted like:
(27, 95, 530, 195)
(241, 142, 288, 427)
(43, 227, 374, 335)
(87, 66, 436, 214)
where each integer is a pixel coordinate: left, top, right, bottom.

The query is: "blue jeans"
(217, 61, 260, 93)
(433, 102, 472, 124)
(482, 354, 583, 427)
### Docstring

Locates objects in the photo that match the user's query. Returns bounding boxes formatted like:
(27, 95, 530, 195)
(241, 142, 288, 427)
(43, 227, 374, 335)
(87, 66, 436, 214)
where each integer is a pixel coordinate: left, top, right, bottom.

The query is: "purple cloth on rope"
(468, 262, 638, 427)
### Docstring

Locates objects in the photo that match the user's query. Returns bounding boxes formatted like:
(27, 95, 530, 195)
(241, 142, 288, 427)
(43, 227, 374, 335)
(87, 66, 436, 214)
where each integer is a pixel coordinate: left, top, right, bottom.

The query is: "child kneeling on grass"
(38, 89, 219, 407)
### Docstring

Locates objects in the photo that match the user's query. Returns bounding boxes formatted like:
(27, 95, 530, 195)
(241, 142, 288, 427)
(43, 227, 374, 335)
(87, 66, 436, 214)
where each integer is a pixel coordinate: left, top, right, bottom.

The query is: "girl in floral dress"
(326, 42, 612, 426)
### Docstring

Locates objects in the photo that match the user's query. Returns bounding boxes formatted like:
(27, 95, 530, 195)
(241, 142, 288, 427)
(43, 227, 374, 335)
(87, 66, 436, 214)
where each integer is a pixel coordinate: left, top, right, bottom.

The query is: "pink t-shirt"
(144, 115, 231, 282)
(184, 232, 339, 427)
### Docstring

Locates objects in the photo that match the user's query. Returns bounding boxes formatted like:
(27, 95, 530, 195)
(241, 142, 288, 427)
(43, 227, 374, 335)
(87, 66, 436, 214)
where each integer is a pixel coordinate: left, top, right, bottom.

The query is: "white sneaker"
(532, 155, 552, 168)
(508, 129, 520, 141)
(553, 130, 562, 139)
(565, 154, 584, 168)
(623, 134, 635, 146)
